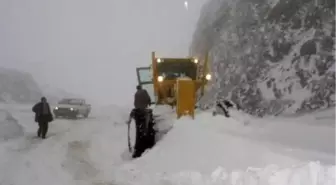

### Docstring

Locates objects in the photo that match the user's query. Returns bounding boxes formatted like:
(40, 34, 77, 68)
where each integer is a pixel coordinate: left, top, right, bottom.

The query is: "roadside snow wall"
(0, 109, 24, 141)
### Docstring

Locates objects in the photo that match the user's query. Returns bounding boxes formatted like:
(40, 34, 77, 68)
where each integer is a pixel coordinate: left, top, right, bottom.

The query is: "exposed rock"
(191, 0, 335, 116)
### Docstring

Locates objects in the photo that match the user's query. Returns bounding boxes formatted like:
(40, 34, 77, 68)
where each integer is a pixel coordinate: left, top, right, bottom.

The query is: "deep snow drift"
(0, 104, 334, 185)
(108, 108, 335, 184)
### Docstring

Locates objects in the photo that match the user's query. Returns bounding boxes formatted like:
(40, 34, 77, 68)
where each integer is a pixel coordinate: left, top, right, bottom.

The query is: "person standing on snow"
(134, 85, 151, 109)
(32, 97, 53, 139)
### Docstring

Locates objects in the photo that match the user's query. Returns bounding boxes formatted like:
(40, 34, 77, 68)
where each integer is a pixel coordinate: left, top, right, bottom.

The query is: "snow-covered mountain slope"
(0, 67, 81, 104)
(191, 0, 335, 116)
(0, 67, 43, 103)
(39, 84, 83, 104)
(0, 104, 333, 185)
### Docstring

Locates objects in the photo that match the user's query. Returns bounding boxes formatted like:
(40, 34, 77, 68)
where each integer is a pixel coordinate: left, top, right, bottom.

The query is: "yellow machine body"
(136, 51, 211, 119)
(175, 79, 195, 119)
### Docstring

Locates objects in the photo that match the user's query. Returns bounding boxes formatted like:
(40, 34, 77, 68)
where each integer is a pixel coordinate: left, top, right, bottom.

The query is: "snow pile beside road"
(0, 110, 24, 141)
(114, 161, 335, 185)
(164, 161, 335, 185)
(130, 114, 299, 173)
(109, 110, 335, 185)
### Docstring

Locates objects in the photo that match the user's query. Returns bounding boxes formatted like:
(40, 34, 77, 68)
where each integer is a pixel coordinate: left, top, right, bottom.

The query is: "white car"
(53, 98, 91, 119)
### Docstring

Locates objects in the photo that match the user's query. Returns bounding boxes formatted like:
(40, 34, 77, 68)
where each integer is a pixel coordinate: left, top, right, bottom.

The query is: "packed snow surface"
(0, 104, 334, 185)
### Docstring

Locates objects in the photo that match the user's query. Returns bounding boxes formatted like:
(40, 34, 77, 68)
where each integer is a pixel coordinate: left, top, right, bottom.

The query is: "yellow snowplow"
(136, 51, 211, 119)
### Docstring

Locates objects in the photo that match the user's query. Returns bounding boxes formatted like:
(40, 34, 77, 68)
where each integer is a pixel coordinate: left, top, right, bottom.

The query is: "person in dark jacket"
(32, 97, 53, 139)
(127, 108, 156, 158)
(134, 85, 151, 109)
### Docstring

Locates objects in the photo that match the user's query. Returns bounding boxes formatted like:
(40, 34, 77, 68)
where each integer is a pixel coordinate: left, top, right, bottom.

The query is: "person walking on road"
(32, 97, 53, 139)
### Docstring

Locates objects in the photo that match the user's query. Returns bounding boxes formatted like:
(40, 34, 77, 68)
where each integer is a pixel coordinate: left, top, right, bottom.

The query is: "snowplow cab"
(153, 52, 211, 118)
(135, 51, 211, 119)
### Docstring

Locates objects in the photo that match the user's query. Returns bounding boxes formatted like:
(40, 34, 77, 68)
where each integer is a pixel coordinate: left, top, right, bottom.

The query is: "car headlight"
(205, 74, 212, 80)
(54, 107, 58, 110)
(157, 76, 164, 82)
(193, 58, 198, 64)
(70, 108, 74, 111)
(156, 58, 162, 63)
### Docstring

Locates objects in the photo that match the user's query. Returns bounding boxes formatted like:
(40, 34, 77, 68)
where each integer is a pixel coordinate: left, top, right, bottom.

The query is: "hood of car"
(54, 104, 81, 109)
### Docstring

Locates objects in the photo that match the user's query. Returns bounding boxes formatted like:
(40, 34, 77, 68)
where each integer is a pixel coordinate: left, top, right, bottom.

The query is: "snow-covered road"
(0, 104, 132, 185)
(0, 104, 334, 185)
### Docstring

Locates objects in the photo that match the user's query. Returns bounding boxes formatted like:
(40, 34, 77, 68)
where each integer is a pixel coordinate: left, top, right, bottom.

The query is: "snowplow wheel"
(127, 108, 156, 156)
(127, 119, 137, 153)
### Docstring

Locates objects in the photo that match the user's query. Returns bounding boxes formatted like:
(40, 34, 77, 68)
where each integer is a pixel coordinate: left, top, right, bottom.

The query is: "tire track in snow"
(62, 140, 99, 182)
(60, 120, 122, 185)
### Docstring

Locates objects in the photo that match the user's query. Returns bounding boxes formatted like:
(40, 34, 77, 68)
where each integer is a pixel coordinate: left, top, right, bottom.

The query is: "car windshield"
(157, 60, 197, 80)
(58, 99, 82, 105)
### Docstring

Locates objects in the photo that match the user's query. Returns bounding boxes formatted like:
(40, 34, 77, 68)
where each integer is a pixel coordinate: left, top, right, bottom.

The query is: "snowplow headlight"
(205, 74, 211, 80)
(157, 76, 164, 82)
(193, 58, 198, 64)
(156, 58, 162, 63)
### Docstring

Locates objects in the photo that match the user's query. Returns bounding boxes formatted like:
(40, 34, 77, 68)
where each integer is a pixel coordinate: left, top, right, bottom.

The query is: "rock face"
(191, 0, 335, 116)
(0, 67, 43, 103)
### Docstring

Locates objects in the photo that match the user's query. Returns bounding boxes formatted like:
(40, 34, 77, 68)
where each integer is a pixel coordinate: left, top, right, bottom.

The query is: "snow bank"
(113, 161, 335, 185)
(108, 110, 335, 185)
(126, 114, 300, 173)
(0, 110, 24, 141)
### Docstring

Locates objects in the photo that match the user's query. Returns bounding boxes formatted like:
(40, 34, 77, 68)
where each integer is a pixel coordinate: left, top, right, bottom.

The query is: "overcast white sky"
(0, 0, 208, 106)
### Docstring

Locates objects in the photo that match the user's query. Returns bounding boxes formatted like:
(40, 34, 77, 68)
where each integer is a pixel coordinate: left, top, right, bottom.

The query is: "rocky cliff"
(191, 0, 335, 116)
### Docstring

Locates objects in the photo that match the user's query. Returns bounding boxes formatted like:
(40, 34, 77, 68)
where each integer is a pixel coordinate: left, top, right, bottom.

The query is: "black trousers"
(37, 122, 49, 138)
